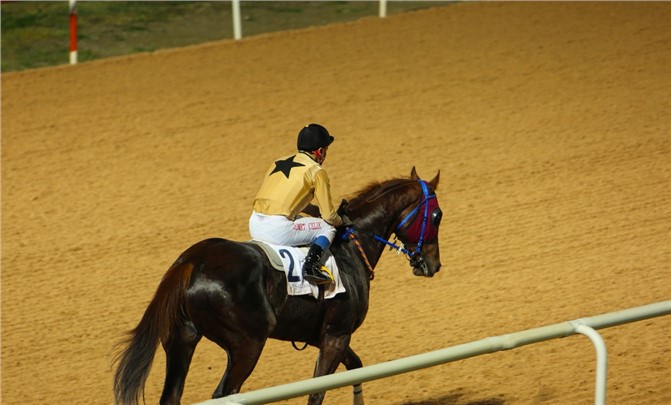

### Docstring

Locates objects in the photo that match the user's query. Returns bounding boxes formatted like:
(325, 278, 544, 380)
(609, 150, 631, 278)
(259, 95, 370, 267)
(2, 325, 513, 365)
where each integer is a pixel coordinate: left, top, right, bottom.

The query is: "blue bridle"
(395, 180, 437, 255)
(343, 180, 439, 261)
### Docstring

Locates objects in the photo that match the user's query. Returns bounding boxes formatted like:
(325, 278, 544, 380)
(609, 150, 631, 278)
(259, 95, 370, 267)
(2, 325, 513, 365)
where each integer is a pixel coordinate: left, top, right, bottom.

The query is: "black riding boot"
(302, 244, 332, 285)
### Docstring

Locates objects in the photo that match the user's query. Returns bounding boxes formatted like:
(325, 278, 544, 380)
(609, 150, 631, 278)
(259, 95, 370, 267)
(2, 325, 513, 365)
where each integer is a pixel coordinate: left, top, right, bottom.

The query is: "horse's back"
(179, 237, 271, 290)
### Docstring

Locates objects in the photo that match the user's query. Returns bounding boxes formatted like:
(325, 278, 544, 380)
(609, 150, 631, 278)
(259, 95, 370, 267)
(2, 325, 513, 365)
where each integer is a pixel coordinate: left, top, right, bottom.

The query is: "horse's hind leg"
(342, 346, 364, 405)
(211, 336, 267, 398)
(160, 320, 202, 405)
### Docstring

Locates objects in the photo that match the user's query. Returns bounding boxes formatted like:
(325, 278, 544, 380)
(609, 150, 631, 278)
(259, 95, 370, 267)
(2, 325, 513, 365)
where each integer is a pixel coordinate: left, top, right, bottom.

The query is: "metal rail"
(195, 301, 671, 405)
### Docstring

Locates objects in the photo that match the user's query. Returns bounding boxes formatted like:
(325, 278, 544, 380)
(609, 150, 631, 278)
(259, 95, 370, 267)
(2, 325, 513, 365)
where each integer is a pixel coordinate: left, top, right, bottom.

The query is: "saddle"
(249, 240, 346, 299)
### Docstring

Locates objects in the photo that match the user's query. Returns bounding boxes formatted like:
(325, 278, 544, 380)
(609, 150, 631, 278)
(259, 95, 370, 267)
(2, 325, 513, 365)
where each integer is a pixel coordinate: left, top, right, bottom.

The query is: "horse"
(113, 167, 443, 405)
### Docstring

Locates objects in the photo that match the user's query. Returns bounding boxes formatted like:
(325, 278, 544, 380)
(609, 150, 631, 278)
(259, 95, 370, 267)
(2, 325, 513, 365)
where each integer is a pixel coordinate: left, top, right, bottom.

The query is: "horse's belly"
(269, 297, 324, 343)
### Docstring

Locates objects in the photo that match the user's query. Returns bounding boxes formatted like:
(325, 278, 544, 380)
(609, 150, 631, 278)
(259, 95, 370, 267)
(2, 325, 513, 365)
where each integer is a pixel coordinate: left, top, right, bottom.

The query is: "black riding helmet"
(297, 123, 334, 152)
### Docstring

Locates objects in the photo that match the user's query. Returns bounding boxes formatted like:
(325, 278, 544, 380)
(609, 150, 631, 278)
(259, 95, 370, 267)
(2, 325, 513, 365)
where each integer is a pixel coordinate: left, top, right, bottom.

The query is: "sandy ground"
(2, 3, 670, 405)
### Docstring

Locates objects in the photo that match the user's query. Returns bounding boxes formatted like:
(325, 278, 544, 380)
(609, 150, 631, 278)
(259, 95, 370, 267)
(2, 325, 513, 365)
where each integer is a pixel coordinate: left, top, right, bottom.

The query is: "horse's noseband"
(395, 180, 441, 256)
(409, 251, 424, 268)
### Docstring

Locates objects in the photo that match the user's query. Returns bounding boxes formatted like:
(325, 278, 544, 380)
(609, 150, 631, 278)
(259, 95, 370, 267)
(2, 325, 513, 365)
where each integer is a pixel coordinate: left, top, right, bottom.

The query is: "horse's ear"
(410, 166, 419, 180)
(429, 170, 440, 189)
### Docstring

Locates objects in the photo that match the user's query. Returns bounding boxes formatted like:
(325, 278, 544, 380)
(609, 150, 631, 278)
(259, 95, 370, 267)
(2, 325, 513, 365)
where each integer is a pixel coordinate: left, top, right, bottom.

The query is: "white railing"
(195, 300, 671, 405)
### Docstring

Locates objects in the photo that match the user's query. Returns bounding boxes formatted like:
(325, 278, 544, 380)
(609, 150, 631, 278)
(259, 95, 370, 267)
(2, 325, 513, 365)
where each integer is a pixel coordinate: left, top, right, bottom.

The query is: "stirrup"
(304, 266, 333, 285)
(319, 265, 334, 282)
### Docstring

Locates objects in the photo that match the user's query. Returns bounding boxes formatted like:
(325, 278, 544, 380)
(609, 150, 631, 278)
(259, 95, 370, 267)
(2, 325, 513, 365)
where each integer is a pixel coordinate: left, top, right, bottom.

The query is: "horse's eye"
(431, 208, 443, 227)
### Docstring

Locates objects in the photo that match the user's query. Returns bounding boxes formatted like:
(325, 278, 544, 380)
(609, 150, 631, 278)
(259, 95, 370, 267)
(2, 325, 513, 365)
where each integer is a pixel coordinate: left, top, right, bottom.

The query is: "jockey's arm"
(313, 169, 343, 227)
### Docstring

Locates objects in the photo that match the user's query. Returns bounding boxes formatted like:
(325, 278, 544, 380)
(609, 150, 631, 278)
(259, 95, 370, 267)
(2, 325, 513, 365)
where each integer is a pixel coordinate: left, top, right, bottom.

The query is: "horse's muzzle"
(410, 253, 441, 277)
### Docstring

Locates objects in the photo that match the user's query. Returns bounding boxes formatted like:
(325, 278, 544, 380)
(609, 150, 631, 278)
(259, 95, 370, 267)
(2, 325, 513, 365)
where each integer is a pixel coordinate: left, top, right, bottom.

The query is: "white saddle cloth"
(250, 240, 346, 300)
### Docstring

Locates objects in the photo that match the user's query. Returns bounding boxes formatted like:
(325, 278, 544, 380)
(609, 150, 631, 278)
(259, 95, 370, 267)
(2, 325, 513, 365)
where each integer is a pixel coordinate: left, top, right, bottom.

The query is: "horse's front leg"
(308, 334, 351, 405)
(342, 346, 364, 405)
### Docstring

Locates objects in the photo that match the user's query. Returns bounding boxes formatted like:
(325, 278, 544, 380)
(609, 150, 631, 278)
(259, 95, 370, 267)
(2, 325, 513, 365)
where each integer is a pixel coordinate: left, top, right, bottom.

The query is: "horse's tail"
(113, 259, 193, 405)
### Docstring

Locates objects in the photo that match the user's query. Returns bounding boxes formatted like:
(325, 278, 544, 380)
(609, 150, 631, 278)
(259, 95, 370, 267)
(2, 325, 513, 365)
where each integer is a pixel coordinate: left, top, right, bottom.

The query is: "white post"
(573, 323, 608, 405)
(379, 0, 387, 18)
(231, 0, 242, 40)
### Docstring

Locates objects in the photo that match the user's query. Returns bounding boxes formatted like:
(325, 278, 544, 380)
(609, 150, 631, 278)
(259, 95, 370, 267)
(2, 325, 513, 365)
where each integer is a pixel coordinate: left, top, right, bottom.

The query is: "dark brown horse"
(113, 168, 443, 405)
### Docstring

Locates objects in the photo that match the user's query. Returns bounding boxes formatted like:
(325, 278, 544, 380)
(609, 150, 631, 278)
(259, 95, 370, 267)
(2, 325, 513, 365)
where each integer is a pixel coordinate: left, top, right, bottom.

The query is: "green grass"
(1, 1, 449, 73)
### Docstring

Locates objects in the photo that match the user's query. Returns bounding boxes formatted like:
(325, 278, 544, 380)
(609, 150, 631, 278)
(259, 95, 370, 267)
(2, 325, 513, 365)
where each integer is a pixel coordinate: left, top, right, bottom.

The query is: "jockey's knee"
(314, 225, 336, 248)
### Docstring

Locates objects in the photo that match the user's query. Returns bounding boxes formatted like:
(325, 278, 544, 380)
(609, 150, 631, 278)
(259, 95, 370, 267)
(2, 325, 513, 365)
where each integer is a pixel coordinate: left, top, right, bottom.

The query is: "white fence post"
(379, 0, 387, 18)
(572, 323, 608, 405)
(231, 0, 242, 40)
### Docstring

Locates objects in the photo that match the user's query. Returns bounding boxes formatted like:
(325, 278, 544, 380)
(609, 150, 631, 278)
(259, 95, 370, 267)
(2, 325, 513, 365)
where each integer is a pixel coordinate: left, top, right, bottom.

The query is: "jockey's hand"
(337, 199, 349, 216)
(335, 215, 354, 240)
(338, 214, 354, 230)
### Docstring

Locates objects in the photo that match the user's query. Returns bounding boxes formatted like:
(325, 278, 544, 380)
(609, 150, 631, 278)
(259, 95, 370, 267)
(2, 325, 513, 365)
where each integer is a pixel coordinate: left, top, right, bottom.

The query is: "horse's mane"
(346, 177, 416, 215)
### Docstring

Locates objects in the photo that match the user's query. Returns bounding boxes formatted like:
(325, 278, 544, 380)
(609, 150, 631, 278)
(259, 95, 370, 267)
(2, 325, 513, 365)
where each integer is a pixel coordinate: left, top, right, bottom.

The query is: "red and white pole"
(69, 0, 77, 64)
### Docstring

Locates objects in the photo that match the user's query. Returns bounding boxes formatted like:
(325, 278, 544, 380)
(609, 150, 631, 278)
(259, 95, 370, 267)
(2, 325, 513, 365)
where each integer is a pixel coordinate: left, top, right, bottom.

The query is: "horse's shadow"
(401, 390, 506, 405)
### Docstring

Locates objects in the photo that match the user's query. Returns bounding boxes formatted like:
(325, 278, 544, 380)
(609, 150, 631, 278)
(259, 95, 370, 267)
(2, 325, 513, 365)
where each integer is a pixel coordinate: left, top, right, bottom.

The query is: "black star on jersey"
(270, 155, 305, 178)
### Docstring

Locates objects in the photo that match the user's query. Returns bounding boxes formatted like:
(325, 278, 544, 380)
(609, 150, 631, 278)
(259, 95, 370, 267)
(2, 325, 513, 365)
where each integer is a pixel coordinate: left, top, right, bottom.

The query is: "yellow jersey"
(252, 152, 342, 226)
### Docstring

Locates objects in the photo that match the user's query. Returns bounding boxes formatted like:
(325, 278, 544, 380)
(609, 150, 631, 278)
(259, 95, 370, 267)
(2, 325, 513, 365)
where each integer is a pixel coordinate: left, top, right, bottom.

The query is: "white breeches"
(249, 211, 336, 247)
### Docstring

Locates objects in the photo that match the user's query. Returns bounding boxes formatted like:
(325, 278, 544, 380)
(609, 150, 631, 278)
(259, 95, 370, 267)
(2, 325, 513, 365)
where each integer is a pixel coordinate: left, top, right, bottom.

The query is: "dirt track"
(2, 3, 670, 405)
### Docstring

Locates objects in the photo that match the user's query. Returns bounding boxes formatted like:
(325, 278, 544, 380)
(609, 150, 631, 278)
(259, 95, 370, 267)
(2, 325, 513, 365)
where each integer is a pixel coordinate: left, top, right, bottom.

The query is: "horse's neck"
(350, 183, 419, 268)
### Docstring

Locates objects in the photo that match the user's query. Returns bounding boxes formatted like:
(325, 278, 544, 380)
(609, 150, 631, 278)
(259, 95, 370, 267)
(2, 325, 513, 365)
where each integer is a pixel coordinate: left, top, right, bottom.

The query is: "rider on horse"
(249, 123, 343, 285)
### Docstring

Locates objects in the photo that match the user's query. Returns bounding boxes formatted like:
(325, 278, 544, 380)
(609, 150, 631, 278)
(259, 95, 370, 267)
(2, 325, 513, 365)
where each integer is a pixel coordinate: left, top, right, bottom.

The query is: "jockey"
(249, 123, 343, 285)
